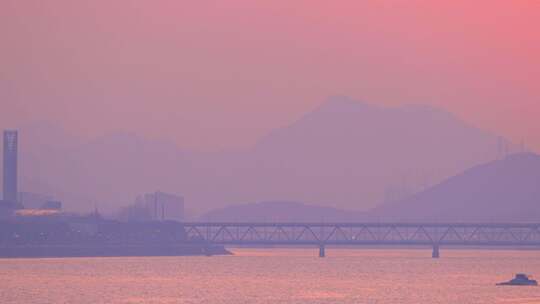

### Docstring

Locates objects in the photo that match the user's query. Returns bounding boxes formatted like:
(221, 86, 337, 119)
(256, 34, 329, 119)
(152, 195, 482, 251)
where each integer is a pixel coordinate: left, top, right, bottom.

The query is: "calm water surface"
(1, 248, 540, 304)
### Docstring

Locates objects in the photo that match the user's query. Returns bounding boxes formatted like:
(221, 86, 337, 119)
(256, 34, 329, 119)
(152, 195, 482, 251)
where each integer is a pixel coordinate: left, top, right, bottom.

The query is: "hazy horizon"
(1, 95, 532, 220)
(2, 2, 540, 303)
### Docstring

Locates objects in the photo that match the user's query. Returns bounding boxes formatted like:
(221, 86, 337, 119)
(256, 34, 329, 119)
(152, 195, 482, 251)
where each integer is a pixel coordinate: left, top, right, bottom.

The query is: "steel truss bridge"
(182, 222, 540, 257)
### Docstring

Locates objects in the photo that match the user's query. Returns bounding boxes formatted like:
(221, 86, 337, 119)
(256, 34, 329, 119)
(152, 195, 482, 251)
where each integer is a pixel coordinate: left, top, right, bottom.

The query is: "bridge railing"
(181, 222, 540, 246)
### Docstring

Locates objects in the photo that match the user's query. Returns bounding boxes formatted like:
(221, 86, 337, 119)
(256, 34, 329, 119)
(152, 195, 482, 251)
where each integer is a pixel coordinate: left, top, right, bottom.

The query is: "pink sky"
(1, 1, 539, 151)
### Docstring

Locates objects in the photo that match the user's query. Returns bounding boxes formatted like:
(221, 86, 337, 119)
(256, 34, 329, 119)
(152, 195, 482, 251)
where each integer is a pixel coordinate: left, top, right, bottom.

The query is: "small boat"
(497, 274, 538, 286)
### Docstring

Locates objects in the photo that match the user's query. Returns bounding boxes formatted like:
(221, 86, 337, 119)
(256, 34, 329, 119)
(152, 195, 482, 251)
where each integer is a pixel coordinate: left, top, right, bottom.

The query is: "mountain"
(200, 201, 364, 222)
(8, 97, 508, 215)
(245, 96, 503, 210)
(369, 153, 540, 222)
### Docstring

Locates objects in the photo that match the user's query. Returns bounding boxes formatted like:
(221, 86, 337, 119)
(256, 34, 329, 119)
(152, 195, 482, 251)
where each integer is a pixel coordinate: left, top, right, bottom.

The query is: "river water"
(1, 248, 540, 303)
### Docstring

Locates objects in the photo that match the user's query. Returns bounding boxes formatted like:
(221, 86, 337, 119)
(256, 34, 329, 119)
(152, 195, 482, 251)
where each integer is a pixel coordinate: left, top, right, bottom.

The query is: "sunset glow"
(1, 2, 540, 303)
(1, 1, 539, 150)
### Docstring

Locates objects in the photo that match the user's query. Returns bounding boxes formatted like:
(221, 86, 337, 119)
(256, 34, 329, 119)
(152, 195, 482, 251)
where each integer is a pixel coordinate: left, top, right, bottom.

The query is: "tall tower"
(3, 130, 18, 203)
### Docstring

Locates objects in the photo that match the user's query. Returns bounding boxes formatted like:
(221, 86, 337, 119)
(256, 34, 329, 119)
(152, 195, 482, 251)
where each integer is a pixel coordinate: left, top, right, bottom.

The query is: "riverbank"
(0, 244, 232, 258)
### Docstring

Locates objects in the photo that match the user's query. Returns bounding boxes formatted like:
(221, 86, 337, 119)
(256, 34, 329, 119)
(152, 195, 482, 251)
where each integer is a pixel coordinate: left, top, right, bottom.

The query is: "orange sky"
(1, 1, 539, 151)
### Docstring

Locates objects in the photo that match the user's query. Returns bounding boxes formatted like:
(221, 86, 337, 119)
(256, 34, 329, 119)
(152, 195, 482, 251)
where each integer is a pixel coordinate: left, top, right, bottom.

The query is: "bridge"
(181, 222, 540, 258)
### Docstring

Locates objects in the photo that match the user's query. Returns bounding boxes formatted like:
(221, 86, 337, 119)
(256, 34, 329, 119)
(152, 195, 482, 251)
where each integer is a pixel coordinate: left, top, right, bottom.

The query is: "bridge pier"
(319, 244, 326, 258)
(432, 244, 440, 258)
(202, 245, 212, 256)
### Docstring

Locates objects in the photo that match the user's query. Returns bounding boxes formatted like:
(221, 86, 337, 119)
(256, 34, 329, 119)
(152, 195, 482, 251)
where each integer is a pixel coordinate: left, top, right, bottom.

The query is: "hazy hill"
(245, 96, 503, 210)
(8, 97, 508, 214)
(200, 201, 364, 222)
(369, 153, 540, 222)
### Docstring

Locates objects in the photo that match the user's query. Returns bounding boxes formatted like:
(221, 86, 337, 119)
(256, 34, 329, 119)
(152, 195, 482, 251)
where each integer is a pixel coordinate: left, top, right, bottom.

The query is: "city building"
(3, 130, 18, 203)
(41, 200, 63, 210)
(1, 131, 61, 214)
(18, 192, 54, 209)
(1, 130, 22, 215)
(118, 191, 185, 222)
(144, 192, 184, 221)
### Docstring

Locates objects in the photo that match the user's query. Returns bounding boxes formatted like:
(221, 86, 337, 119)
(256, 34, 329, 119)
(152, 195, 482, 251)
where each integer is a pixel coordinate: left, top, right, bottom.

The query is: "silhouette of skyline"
(2, 98, 520, 215)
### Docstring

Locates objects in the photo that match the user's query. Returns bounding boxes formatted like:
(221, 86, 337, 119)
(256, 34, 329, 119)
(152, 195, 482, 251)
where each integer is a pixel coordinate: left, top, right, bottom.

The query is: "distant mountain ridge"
(247, 96, 504, 210)
(203, 153, 540, 222)
(200, 201, 364, 222)
(369, 153, 540, 222)
(9, 97, 509, 215)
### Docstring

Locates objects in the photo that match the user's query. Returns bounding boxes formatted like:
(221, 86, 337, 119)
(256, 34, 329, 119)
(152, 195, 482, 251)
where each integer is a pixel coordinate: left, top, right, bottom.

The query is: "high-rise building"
(3, 130, 18, 203)
(144, 192, 184, 221)
(117, 192, 185, 222)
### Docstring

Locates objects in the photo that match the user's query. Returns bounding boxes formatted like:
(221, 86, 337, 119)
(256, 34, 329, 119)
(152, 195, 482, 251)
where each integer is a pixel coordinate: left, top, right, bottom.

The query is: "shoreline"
(0, 244, 232, 258)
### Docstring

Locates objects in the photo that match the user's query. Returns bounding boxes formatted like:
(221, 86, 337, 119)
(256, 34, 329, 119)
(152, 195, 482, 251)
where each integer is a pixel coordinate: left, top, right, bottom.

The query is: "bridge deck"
(181, 222, 540, 247)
